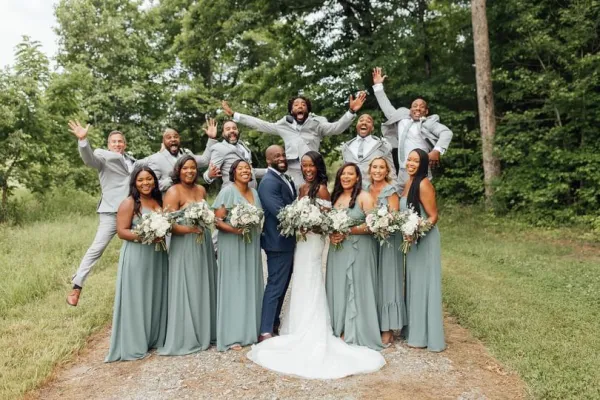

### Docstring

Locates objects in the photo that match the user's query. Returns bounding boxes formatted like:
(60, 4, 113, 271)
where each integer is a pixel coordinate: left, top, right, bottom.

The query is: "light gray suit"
(145, 139, 217, 193)
(374, 84, 453, 190)
(72, 139, 137, 287)
(342, 135, 399, 191)
(234, 111, 356, 184)
(203, 139, 266, 189)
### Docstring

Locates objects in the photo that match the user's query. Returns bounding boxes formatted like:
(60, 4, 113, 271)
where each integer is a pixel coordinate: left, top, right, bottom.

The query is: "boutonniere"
(419, 116, 426, 123)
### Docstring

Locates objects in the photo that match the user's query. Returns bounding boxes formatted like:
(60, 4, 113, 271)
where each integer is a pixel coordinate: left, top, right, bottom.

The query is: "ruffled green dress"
(325, 202, 384, 351)
(212, 185, 264, 351)
(105, 209, 168, 362)
(376, 185, 407, 331)
(401, 197, 445, 352)
(158, 217, 217, 356)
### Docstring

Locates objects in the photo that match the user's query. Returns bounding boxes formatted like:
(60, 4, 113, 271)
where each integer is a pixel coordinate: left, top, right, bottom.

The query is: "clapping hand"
(372, 67, 386, 85)
(349, 91, 367, 112)
(203, 118, 218, 139)
(68, 120, 90, 140)
(221, 100, 234, 117)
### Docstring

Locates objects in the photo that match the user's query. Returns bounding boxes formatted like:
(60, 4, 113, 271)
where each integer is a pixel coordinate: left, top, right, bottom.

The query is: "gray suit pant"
(286, 159, 305, 187)
(72, 212, 117, 287)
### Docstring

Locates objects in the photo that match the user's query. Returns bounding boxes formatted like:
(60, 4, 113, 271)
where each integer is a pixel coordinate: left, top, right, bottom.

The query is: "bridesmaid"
(213, 160, 264, 351)
(326, 163, 384, 351)
(401, 149, 445, 352)
(368, 157, 406, 347)
(158, 155, 217, 356)
(106, 166, 168, 362)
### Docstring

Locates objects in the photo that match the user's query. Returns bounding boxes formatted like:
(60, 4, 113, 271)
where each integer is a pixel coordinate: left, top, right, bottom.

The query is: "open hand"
(349, 91, 367, 112)
(221, 100, 234, 117)
(208, 163, 222, 179)
(68, 120, 90, 140)
(203, 118, 218, 139)
(372, 67, 387, 85)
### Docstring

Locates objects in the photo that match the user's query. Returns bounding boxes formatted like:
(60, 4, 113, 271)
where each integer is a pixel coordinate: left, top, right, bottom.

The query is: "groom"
(258, 145, 297, 342)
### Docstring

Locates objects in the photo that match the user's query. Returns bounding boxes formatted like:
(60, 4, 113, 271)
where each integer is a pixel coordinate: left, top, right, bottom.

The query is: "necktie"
(357, 138, 365, 160)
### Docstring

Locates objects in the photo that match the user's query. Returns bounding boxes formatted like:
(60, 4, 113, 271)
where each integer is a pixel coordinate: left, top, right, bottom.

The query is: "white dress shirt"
(348, 135, 378, 160)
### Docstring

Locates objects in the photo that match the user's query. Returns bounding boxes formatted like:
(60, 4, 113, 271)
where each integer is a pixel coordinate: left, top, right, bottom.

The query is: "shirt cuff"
(203, 170, 214, 184)
(78, 138, 89, 147)
(372, 83, 384, 92)
(433, 146, 446, 155)
(233, 112, 240, 122)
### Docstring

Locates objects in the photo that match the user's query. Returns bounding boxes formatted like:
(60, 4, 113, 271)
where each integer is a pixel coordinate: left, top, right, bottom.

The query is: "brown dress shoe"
(258, 333, 274, 343)
(66, 288, 81, 306)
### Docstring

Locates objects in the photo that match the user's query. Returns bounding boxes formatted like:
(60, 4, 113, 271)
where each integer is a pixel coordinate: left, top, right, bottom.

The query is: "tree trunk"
(0, 182, 8, 223)
(471, 0, 501, 207)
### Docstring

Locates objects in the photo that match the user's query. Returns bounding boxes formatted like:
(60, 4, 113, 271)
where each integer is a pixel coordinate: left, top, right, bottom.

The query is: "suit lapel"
(362, 136, 382, 160)
(269, 169, 295, 198)
(343, 139, 359, 162)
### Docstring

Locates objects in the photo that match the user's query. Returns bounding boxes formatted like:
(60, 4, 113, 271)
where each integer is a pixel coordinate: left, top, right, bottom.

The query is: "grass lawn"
(0, 207, 599, 399)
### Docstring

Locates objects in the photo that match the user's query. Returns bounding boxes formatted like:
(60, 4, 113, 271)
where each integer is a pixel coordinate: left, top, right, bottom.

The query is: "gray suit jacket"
(145, 139, 217, 192)
(374, 85, 453, 155)
(235, 111, 356, 159)
(78, 139, 136, 214)
(341, 135, 399, 191)
(203, 140, 266, 189)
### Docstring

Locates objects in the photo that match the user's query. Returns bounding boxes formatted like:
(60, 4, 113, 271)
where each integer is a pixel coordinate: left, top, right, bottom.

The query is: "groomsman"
(221, 92, 367, 184)
(66, 121, 137, 306)
(342, 113, 398, 189)
(146, 126, 219, 193)
(202, 119, 266, 188)
(257, 145, 296, 342)
(372, 67, 453, 191)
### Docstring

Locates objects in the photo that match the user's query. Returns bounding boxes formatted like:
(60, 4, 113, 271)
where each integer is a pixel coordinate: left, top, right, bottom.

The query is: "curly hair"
(287, 96, 312, 114)
(170, 154, 197, 185)
(331, 163, 362, 209)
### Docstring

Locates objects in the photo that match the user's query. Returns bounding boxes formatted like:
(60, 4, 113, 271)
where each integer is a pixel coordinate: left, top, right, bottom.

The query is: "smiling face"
(107, 132, 126, 154)
(340, 165, 360, 190)
(356, 114, 374, 138)
(234, 161, 252, 184)
(409, 98, 429, 121)
(369, 158, 389, 183)
(223, 121, 240, 145)
(301, 155, 317, 183)
(266, 145, 287, 173)
(163, 129, 181, 156)
(291, 98, 308, 123)
(135, 170, 155, 196)
(406, 150, 421, 176)
(180, 159, 197, 185)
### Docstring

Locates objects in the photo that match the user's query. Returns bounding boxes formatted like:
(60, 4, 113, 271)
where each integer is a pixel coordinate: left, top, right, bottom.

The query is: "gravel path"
(29, 250, 526, 400)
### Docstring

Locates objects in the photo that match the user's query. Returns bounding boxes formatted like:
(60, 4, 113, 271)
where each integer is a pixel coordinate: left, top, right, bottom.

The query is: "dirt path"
(28, 312, 526, 400)
(28, 248, 527, 400)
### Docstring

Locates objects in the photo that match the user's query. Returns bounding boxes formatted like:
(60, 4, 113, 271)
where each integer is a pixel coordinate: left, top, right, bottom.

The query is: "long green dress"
(212, 185, 264, 351)
(105, 209, 168, 362)
(401, 197, 445, 352)
(158, 215, 217, 356)
(326, 202, 384, 351)
(376, 185, 407, 331)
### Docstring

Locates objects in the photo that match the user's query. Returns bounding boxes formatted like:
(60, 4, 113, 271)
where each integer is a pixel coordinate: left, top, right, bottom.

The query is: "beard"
(225, 135, 239, 145)
(270, 160, 288, 173)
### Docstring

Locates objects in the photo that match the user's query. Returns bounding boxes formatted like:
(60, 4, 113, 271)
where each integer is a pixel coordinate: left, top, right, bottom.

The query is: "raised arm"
(69, 120, 104, 170)
(195, 118, 219, 168)
(222, 100, 280, 135)
(372, 67, 398, 120)
(318, 92, 366, 137)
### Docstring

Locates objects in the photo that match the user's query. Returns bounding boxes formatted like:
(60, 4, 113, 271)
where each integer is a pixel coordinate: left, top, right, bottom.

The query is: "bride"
(247, 151, 385, 379)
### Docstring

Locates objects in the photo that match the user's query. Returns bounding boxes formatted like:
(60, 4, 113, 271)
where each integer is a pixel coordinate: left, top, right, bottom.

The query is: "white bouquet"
(399, 207, 433, 254)
(229, 203, 264, 244)
(277, 197, 328, 241)
(178, 201, 215, 243)
(325, 208, 353, 251)
(365, 205, 401, 246)
(132, 210, 174, 251)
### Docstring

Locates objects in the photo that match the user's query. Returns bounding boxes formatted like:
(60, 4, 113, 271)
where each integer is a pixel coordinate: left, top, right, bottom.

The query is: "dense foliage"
(1, 0, 598, 225)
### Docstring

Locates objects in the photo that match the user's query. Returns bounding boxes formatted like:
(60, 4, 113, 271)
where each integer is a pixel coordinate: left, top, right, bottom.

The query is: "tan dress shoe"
(66, 288, 81, 306)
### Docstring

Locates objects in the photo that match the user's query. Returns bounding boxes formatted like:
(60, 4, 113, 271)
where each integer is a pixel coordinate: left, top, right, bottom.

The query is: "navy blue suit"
(258, 169, 297, 334)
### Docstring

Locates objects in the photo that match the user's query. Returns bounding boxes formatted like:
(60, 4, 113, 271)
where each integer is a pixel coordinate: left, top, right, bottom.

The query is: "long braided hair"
(301, 151, 328, 199)
(405, 149, 429, 217)
(331, 163, 362, 208)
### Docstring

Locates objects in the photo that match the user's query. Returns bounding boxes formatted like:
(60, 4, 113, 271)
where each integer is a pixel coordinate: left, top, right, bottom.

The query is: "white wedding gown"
(247, 232, 386, 379)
